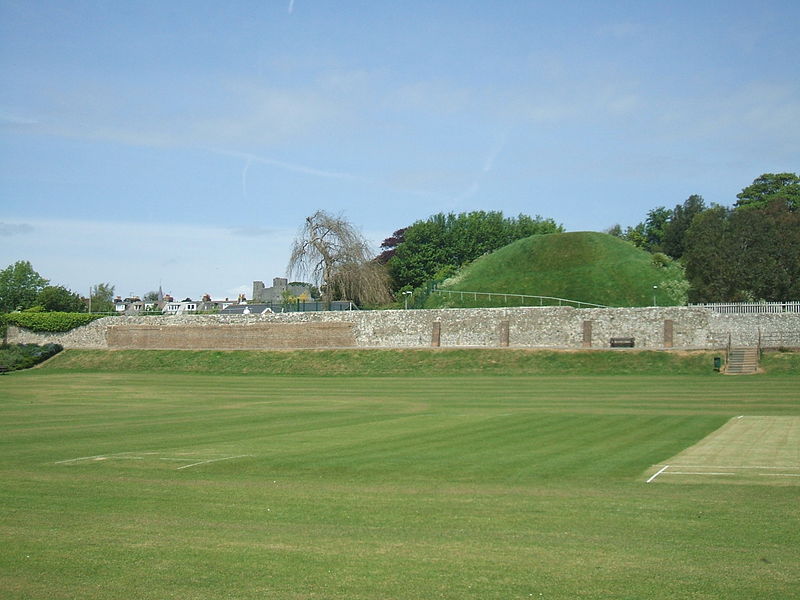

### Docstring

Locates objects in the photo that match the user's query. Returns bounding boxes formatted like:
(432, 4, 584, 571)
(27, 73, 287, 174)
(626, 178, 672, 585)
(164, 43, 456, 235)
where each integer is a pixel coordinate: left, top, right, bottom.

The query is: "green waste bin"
(713, 357, 722, 371)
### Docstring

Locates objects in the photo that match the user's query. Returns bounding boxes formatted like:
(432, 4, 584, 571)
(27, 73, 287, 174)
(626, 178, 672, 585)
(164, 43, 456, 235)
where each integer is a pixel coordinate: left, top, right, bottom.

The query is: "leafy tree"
(89, 283, 115, 313)
(728, 199, 800, 300)
(288, 211, 392, 306)
(0, 261, 49, 313)
(619, 173, 799, 302)
(621, 222, 647, 249)
(662, 194, 707, 259)
(36, 285, 86, 312)
(682, 205, 737, 302)
(735, 172, 799, 211)
(388, 216, 451, 290)
(643, 206, 671, 253)
(143, 291, 161, 302)
(288, 282, 320, 300)
(622, 205, 680, 253)
(683, 199, 800, 302)
(388, 211, 563, 289)
(376, 228, 408, 264)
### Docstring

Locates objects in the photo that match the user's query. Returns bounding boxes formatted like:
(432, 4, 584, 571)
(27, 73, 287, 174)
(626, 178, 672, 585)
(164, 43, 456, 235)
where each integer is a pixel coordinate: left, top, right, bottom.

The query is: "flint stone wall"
(7, 307, 800, 350)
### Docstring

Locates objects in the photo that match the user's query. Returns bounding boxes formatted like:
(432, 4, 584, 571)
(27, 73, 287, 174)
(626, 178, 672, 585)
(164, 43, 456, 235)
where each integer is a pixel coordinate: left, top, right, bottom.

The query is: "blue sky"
(1, 1, 798, 300)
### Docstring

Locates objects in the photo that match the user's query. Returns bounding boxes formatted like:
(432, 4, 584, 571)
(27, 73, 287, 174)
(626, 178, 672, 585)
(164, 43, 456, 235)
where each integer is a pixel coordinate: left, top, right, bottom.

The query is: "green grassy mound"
(426, 231, 687, 308)
(36, 348, 731, 376)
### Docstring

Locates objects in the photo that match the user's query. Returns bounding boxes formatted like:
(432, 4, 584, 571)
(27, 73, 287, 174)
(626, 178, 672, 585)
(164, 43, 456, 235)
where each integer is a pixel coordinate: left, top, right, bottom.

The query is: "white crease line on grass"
(176, 455, 252, 470)
(646, 465, 669, 483)
(54, 452, 142, 464)
(54, 453, 111, 464)
(759, 473, 800, 477)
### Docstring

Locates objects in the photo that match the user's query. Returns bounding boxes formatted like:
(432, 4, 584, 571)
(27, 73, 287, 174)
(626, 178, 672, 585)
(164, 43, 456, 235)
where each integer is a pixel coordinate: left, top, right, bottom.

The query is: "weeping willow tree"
(288, 211, 392, 306)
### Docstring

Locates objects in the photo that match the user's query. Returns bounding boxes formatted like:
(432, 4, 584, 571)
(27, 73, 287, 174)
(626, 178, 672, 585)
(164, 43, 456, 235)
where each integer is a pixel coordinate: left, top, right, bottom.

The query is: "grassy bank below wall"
(32, 348, 747, 376)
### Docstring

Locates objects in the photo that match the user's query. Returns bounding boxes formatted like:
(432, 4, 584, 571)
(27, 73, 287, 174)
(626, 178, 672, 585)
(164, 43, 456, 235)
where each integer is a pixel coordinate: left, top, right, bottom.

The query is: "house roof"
(219, 304, 273, 315)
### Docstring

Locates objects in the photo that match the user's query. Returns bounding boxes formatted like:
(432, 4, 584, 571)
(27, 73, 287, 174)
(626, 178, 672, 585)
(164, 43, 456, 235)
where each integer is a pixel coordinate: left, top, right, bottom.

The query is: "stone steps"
(726, 347, 759, 374)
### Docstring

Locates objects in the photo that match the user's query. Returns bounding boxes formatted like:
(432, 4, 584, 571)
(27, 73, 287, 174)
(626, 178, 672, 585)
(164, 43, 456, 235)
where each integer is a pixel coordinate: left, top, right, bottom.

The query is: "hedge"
(2, 312, 107, 333)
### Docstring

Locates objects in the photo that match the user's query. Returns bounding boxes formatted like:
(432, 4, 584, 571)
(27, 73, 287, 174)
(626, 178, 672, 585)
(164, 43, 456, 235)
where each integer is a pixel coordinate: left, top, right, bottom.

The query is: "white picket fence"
(688, 301, 800, 314)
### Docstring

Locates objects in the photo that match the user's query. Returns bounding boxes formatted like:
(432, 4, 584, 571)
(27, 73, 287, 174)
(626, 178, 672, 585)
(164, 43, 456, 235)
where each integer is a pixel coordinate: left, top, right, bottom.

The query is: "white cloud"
(189, 84, 343, 147)
(596, 22, 645, 39)
(0, 111, 39, 126)
(649, 82, 800, 157)
(388, 81, 472, 114)
(0, 222, 35, 236)
(4, 73, 353, 150)
(229, 227, 279, 238)
(0, 219, 296, 300)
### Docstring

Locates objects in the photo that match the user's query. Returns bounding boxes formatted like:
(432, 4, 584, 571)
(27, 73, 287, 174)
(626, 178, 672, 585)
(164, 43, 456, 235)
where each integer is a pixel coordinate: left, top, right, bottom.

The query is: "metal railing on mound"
(431, 288, 608, 309)
(688, 301, 800, 314)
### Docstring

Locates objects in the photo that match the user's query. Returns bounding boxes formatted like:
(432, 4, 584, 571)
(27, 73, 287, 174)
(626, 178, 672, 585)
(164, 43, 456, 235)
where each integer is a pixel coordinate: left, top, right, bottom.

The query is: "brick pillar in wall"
(582, 320, 592, 348)
(664, 319, 674, 348)
(499, 320, 510, 347)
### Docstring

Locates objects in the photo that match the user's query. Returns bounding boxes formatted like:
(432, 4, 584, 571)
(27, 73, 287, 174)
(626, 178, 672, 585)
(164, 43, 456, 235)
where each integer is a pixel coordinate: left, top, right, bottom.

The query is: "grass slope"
(38, 348, 800, 376)
(427, 231, 686, 308)
(38, 348, 731, 376)
(1, 372, 798, 599)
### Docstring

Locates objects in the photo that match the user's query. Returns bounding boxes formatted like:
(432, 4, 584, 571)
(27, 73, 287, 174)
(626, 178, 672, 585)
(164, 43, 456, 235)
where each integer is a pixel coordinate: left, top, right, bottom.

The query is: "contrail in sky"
(208, 147, 448, 203)
(483, 134, 507, 173)
(209, 148, 367, 184)
(453, 133, 508, 205)
(288, 0, 295, 14)
(245, 153, 364, 182)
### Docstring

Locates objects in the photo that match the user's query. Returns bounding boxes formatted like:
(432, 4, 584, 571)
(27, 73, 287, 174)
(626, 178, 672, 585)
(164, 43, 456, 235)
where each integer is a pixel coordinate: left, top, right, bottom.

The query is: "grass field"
(1, 357, 799, 599)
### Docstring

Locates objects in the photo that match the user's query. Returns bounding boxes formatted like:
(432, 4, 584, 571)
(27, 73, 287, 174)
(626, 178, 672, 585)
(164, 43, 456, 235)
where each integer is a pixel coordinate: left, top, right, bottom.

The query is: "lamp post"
(402, 290, 413, 309)
(653, 285, 658, 307)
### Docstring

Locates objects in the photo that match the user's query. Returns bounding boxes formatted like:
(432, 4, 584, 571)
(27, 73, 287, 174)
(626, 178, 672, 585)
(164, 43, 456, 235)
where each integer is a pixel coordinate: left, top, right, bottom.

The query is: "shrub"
(651, 252, 671, 269)
(0, 343, 63, 371)
(2, 312, 106, 333)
